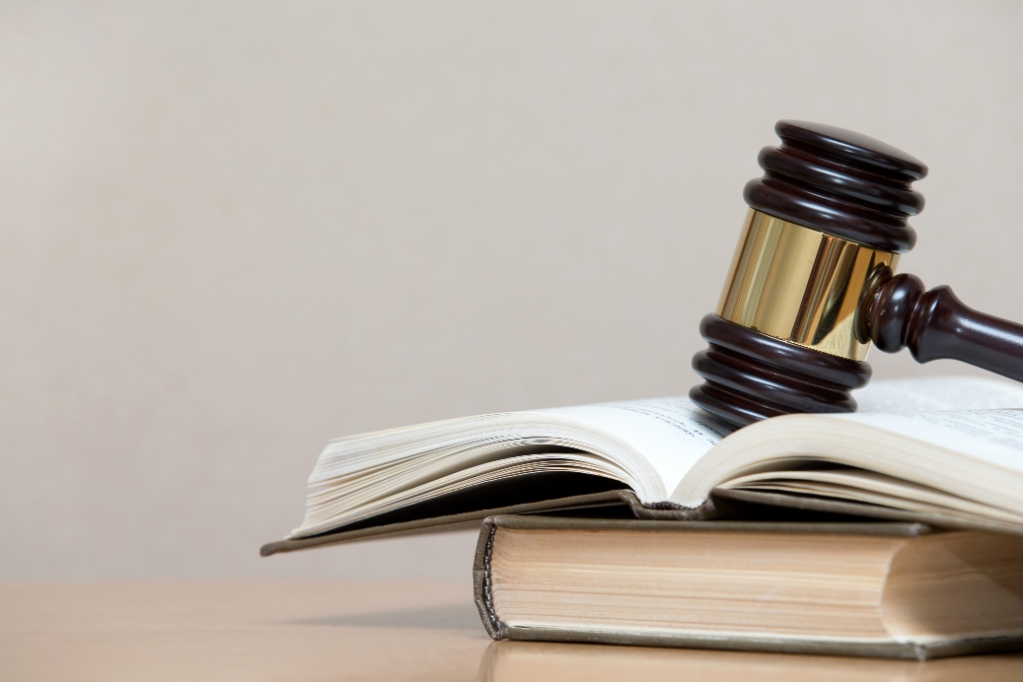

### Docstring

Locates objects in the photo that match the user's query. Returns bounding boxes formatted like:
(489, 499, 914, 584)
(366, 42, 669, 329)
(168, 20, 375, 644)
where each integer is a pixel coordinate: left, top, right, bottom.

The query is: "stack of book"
(262, 376, 1023, 660)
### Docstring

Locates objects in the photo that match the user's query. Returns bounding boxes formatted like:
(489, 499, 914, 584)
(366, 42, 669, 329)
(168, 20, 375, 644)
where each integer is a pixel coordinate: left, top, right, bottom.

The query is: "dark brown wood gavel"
(690, 120, 1023, 427)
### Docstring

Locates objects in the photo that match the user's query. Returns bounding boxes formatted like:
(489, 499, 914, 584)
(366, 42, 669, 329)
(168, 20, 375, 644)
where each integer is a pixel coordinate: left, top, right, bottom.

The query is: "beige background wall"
(2, 1, 1021, 580)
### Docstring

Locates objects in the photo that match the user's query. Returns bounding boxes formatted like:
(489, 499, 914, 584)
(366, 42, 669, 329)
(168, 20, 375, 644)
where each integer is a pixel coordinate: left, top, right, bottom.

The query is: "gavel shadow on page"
(690, 120, 1023, 428)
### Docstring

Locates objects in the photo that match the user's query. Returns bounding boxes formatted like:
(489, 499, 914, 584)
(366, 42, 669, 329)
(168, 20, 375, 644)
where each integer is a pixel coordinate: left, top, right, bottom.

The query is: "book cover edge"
(496, 626, 1023, 661)
(259, 489, 640, 556)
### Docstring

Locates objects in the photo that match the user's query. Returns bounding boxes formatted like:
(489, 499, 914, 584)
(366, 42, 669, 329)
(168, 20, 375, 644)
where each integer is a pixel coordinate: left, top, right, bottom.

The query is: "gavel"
(690, 120, 1023, 428)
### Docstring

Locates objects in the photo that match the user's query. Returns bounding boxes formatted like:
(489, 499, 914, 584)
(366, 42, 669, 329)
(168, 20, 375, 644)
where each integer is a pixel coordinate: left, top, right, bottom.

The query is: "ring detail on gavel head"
(717, 210, 897, 362)
(690, 120, 928, 427)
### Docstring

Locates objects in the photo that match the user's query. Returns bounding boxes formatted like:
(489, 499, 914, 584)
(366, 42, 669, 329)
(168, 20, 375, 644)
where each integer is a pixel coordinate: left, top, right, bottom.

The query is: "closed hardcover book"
(473, 515, 1023, 660)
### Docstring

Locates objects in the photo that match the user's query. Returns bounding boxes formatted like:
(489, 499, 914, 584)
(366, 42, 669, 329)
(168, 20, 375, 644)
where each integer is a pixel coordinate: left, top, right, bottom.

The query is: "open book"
(262, 376, 1023, 556)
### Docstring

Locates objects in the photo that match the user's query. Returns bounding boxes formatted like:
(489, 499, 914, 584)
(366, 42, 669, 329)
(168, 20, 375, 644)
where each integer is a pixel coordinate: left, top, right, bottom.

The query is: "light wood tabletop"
(4, 582, 1023, 681)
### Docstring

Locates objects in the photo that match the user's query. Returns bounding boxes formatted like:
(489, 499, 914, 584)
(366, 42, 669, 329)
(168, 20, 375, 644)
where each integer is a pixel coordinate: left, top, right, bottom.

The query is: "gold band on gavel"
(716, 210, 898, 361)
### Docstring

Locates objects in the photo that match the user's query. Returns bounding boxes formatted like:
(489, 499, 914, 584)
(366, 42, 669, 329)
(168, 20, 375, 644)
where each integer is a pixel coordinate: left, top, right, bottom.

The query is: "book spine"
(473, 518, 507, 640)
(620, 490, 719, 521)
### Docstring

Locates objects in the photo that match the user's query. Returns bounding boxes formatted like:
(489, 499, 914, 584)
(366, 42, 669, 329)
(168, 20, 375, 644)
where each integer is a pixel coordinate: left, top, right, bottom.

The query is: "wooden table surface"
(4, 581, 1023, 681)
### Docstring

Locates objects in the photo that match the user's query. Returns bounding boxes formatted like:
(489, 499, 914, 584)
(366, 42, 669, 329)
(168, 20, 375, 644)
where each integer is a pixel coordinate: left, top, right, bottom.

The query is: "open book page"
(681, 380, 1023, 527)
(541, 398, 733, 498)
(834, 409, 1023, 478)
(853, 376, 1023, 413)
(720, 468, 1023, 529)
(584, 378, 1023, 510)
(291, 397, 734, 538)
(774, 408, 1023, 523)
(674, 413, 1023, 518)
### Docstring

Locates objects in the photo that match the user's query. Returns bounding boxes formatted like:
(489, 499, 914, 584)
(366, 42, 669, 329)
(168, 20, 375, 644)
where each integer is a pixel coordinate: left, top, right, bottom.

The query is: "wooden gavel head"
(690, 120, 927, 427)
(692, 120, 1023, 427)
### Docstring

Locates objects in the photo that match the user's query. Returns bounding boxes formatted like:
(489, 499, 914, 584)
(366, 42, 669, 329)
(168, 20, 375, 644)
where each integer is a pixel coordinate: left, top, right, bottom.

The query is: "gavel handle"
(863, 269, 1023, 383)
